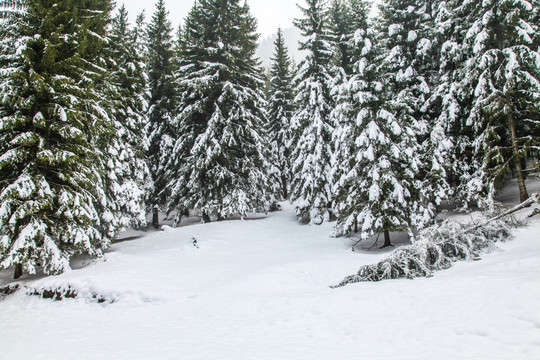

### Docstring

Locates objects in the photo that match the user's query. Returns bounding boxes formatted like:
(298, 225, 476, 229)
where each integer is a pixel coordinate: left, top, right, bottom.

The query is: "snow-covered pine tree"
(460, 0, 540, 204)
(266, 28, 295, 199)
(328, 0, 370, 76)
(290, 0, 336, 225)
(427, 0, 486, 210)
(98, 4, 151, 233)
(144, 0, 177, 225)
(331, 20, 428, 246)
(0, 0, 118, 276)
(410, 0, 455, 216)
(165, 0, 270, 223)
(329, 3, 373, 235)
(375, 0, 438, 233)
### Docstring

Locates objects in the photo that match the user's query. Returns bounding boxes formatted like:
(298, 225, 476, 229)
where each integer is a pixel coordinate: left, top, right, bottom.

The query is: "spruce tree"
(428, 0, 481, 209)
(290, 0, 336, 225)
(328, 0, 370, 76)
(266, 28, 295, 199)
(100, 4, 151, 231)
(375, 0, 439, 232)
(0, 0, 117, 276)
(331, 22, 428, 245)
(165, 0, 270, 223)
(144, 0, 176, 225)
(459, 0, 540, 204)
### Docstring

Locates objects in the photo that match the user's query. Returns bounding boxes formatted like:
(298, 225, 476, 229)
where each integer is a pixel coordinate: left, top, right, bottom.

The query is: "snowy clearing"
(1, 199, 540, 360)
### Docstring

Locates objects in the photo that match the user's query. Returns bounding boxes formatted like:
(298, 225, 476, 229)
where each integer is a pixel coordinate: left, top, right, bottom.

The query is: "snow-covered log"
(332, 194, 539, 287)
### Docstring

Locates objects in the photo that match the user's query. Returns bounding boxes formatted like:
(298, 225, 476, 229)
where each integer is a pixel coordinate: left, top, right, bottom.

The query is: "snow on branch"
(332, 194, 539, 288)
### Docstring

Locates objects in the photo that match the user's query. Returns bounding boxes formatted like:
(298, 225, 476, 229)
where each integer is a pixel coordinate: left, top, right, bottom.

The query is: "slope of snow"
(1, 201, 539, 359)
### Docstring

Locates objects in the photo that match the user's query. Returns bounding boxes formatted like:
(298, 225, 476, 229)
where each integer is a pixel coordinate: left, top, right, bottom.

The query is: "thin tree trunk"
(507, 108, 529, 202)
(281, 175, 289, 199)
(152, 205, 160, 229)
(202, 211, 211, 223)
(13, 263, 22, 280)
(381, 229, 392, 248)
(464, 193, 539, 233)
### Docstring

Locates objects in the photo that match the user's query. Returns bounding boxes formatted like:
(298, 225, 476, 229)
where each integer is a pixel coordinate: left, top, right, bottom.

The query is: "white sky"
(120, 0, 303, 38)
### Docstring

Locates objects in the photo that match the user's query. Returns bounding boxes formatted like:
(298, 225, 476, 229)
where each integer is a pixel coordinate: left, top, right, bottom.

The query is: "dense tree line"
(0, 0, 538, 277)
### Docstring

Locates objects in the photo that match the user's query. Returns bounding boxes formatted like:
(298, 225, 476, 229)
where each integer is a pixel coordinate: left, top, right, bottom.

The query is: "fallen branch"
(464, 193, 539, 232)
(332, 194, 539, 288)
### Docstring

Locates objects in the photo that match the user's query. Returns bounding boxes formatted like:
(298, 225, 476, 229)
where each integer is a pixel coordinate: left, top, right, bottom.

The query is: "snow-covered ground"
(1, 182, 540, 360)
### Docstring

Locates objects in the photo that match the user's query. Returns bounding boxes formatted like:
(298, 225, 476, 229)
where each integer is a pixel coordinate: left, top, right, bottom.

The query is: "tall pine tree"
(100, 4, 151, 232)
(145, 0, 176, 226)
(165, 0, 270, 223)
(266, 28, 295, 199)
(374, 0, 439, 233)
(290, 0, 336, 225)
(0, 0, 119, 276)
(459, 0, 540, 204)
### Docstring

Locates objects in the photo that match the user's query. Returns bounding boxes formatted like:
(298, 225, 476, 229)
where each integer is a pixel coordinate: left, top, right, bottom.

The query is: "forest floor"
(1, 178, 539, 360)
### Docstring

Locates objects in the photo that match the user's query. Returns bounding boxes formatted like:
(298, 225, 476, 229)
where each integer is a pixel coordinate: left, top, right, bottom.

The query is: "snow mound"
(26, 278, 165, 305)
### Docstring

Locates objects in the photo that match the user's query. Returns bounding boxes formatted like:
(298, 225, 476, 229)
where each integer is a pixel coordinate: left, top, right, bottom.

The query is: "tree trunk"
(202, 211, 211, 223)
(354, 220, 358, 233)
(381, 229, 392, 248)
(152, 206, 160, 229)
(281, 175, 288, 199)
(507, 108, 529, 203)
(13, 263, 22, 280)
(217, 213, 224, 221)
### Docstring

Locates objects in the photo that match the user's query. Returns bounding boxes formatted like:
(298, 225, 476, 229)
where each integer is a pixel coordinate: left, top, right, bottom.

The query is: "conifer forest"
(0, 0, 539, 279)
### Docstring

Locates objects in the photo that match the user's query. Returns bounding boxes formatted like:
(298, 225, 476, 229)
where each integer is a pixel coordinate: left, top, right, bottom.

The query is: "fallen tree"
(332, 194, 539, 288)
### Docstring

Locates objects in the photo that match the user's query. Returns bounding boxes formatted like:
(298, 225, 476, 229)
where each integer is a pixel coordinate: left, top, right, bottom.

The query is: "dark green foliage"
(144, 0, 177, 209)
(266, 28, 295, 199)
(461, 0, 540, 203)
(290, 0, 336, 225)
(328, 0, 370, 75)
(165, 0, 270, 222)
(0, 0, 118, 274)
(99, 4, 150, 231)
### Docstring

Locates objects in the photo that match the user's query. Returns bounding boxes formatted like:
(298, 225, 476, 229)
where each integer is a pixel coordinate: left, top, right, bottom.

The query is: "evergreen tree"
(100, 4, 151, 232)
(375, 0, 439, 232)
(332, 22, 427, 246)
(144, 0, 176, 224)
(429, 0, 481, 209)
(0, 0, 117, 276)
(266, 28, 295, 199)
(165, 0, 270, 223)
(328, 0, 370, 75)
(290, 0, 336, 225)
(459, 0, 540, 204)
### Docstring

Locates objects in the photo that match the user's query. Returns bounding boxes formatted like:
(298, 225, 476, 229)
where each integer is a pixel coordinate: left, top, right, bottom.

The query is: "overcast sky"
(120, 0, 303, 38)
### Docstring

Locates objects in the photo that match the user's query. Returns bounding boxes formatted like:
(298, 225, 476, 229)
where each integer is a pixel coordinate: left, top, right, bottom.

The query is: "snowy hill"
(1, 194, 540, 359)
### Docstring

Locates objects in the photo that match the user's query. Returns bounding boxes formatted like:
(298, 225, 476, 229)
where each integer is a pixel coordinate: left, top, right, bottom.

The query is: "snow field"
(0, 203, 539, 360)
